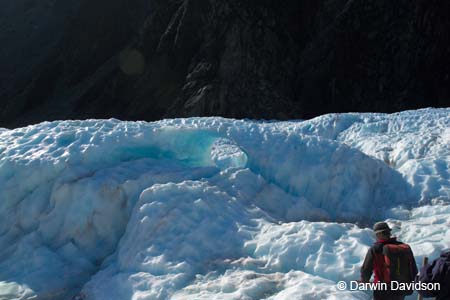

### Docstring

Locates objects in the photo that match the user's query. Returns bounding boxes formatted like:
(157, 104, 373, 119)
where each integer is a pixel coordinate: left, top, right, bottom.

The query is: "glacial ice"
(0, 108, 449, 300)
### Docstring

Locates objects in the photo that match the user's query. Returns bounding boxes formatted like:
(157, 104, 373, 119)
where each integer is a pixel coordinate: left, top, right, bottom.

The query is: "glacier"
(0, 108, 449, 300)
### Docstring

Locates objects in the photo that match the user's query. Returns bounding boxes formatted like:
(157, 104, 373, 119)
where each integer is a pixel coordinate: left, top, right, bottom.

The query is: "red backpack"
(376, 243, 416, 295)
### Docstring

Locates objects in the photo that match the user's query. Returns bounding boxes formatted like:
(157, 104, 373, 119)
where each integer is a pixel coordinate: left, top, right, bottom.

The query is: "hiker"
(360, 222, 418, 300)
(417, 249, 450, 300)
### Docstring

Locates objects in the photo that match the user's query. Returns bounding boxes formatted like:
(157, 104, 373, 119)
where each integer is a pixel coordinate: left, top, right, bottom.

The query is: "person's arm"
(361, 248, 373, 282)
(417, 260, 439, 297)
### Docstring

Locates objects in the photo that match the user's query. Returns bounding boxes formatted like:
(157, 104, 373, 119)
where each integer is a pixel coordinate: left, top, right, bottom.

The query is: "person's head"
(373, 222, 392, 241)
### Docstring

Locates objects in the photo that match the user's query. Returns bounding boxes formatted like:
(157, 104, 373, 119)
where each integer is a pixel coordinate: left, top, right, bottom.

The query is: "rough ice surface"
(0, 108, 449, 300)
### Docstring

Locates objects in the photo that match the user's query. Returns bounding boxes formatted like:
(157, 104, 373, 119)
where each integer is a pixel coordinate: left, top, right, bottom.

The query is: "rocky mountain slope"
(1, 0, 449, 128)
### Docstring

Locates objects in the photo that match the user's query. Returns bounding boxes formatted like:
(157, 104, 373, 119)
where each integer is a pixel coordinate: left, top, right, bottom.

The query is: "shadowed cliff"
(1, 0, 449, 128)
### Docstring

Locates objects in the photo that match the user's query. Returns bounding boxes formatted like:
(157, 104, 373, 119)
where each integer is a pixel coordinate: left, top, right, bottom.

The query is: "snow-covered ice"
(0, 108, 449, 300)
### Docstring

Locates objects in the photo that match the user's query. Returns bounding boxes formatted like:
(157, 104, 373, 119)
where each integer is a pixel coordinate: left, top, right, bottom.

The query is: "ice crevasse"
(0, 108, 449, 300)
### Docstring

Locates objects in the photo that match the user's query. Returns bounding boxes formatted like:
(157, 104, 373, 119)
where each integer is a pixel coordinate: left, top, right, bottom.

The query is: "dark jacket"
(418, 250, 450, 300)
(361, 237, 418, 283)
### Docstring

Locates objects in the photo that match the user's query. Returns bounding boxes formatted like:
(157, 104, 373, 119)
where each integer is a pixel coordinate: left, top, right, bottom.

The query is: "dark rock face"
(1, 0, 449, 128)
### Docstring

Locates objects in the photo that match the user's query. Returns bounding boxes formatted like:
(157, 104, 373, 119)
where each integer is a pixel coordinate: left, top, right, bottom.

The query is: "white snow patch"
(0, 109, 449, 299)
